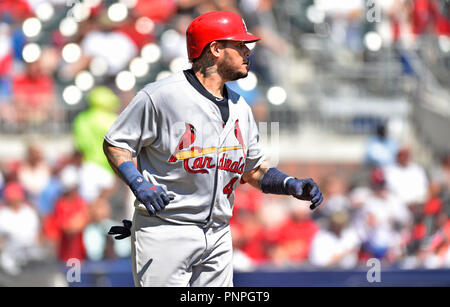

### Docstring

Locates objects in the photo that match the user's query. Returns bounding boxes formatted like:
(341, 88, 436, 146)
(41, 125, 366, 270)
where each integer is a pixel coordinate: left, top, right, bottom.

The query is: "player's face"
(217, 41, 251, 81)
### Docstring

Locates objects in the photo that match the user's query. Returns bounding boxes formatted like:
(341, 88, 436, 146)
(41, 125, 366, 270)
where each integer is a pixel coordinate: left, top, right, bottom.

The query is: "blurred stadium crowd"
(232, 142, 450, 271)
(0, 0, 450, 277)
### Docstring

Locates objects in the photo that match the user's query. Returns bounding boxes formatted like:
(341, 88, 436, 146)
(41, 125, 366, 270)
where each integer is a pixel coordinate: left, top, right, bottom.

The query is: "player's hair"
(191, 42, 215, 75)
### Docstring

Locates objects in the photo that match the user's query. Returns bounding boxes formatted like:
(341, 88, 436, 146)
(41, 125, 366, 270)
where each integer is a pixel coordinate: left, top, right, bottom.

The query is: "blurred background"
(0, 0, 450, 286)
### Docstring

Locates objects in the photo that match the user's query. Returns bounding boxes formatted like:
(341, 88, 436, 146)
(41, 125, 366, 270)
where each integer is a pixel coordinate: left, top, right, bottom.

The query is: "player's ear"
(209, 41, 223, 58)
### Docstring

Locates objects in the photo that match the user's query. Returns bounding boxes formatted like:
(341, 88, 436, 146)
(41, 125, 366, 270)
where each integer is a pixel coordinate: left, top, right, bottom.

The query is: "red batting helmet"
(186, 11, 260, 60)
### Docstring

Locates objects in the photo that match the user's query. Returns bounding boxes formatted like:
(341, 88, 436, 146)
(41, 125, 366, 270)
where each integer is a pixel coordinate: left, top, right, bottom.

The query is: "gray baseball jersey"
(104, 71, 265, 228)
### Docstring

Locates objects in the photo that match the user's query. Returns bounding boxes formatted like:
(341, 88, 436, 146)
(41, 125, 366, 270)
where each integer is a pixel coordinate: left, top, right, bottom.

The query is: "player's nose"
(243, 45, 251, 57)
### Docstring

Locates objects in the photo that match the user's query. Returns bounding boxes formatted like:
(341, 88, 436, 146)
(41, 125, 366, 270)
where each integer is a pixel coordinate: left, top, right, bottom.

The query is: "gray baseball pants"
(130, 210, 234, 287)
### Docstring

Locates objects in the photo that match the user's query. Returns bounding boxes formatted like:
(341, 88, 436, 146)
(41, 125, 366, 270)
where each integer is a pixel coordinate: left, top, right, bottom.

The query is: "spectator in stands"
(115, 14, 156, 51)
(12, 59, 57, 126)
(354, 168, 411, 263)
(43, 166, 88, 262)
(177, 0, 238, 16)
(314, 0, 365, 52)
(315, 175, 351, 219)
(230, 197, 271, 266)
(430, 0, 450, 37)
(36, 164, 63, 218)
(0, 182, 40, 275)
(233, 182, 264, 213)
(230, 183, 266, 270)
(256, 194, 292, 262)
(384, 146, 429, 208)
(364, 122, 398, 167)
(83, 193, 130, 261)
(408, 0, 450, 37)
(414, 211, 450, 268)
(0, 22, 12, 116)
(348, 185, 372, 217)
(309, 210, 360, 268)
(73, 86, 118, 203)
(133, 0, 178, 24)
(36, 151, 84, 218)
(268, 201, 319, 266)
(0, 0, 33, 22)
(406, 156, 450, 266)
(60, 10, 140, 80)
(159, 14, 192, 65)
(405, 211, 428, 262)
(18, 143, 51, 206)
(430, 152, 450, 207)
(73, 86, 119, 173)
(419, 153, 450, 246)
(79, 16, 138, 78)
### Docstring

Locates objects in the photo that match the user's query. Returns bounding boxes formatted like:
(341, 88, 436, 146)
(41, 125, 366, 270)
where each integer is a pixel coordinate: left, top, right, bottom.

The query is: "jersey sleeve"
(244, 108, 265, 172)
(104, 91, 158, 157)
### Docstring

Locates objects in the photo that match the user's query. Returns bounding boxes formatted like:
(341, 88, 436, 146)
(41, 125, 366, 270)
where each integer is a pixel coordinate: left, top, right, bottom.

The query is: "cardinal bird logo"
(168, 122, 246, 176)
(168, 123, 196, 163)
(234, 120, 246, 159)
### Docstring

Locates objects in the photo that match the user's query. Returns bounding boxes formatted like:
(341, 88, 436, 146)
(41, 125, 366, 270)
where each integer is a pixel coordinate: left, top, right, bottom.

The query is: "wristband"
(117, 161, 145, 192)
(260, 168, 292, 195)
(283, 176, 294, 189)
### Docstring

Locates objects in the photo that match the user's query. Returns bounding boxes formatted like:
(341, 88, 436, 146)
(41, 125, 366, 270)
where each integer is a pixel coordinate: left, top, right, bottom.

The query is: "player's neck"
(195, 70, 225, 99)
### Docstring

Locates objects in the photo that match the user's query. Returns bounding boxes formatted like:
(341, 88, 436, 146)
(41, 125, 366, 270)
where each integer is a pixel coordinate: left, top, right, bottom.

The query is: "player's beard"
(218, 53, 249, 81)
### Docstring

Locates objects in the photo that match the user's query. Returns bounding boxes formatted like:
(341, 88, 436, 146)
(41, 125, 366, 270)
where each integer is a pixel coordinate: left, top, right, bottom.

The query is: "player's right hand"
(131, 179, 171, 216)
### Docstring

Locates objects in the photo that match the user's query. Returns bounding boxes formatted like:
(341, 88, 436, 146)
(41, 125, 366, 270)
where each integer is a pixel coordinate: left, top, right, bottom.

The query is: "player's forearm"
(103, 141, 171, 216)
(241, 161, 271, 190)
(243, 162, 323, 209)
(103, 140, 133, 179)
(102, 141, 155, 194)
(242, 161, 293, 193)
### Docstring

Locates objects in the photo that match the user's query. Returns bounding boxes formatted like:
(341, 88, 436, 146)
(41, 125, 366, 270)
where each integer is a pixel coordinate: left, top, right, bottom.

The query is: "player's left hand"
(285, 178, 323, 210)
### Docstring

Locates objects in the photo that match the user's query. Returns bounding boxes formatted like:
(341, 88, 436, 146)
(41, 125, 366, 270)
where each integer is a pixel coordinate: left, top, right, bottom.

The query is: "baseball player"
(103, 11, 323, 287)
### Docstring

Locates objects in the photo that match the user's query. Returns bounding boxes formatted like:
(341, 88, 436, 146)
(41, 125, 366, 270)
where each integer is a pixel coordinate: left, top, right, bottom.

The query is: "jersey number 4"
(223, 177, 239, 198)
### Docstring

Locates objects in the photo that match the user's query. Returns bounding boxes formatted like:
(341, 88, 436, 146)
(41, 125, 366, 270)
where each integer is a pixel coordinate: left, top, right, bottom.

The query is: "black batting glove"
(285, 178, 324, 210)
(130, 179, 171, 216)
(108, 219, 132, 240)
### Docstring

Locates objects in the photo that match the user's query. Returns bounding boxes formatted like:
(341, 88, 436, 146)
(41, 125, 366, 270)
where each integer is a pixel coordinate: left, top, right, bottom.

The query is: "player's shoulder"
(226, 85, 256, 124)
(226, 85, 251, 110)
(140, 72, 186, 96)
